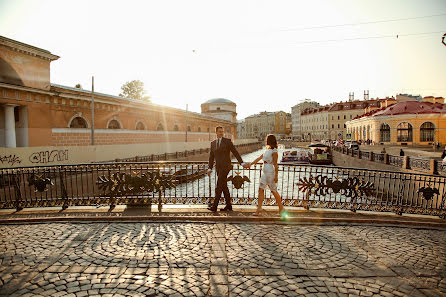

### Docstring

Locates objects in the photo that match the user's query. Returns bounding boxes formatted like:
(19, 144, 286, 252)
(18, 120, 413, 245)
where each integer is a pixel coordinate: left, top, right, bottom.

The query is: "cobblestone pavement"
(0, 223, 445, 296)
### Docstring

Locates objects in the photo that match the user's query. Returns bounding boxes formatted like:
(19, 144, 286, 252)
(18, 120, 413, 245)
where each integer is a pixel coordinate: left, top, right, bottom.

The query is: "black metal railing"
(1, 162, 445, 218)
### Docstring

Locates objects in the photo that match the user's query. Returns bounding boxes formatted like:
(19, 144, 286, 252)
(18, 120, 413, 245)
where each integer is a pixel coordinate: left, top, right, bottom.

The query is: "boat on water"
(281, 150, 311, 164)
(172, 165, 208, 183)
(307, 143, 333, 165)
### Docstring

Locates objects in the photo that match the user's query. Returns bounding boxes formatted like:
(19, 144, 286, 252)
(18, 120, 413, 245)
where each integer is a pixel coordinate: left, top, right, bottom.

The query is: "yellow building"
(346, 97, 446, 145)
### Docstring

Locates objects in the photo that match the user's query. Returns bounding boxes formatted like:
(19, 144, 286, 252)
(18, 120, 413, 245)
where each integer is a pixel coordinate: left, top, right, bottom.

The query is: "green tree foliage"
(119, 80, 150, 101)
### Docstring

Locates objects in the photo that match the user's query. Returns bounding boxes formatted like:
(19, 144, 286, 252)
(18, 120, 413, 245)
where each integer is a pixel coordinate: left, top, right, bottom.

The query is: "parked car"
(348, 143, 359, 150)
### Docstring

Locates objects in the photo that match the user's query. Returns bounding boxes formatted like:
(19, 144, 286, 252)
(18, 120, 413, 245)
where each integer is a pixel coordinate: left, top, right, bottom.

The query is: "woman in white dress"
(249, 134, 285, 217)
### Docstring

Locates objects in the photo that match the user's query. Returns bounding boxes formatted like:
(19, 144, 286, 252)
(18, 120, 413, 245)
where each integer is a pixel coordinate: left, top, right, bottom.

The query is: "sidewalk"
(1, 205, 445, 228)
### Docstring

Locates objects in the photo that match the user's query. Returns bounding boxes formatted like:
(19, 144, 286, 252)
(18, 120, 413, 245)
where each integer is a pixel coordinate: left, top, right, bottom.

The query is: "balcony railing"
(1, 162, 445, 218)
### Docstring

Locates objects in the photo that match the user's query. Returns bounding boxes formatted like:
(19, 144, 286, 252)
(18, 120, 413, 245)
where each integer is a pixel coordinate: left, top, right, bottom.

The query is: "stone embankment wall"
(0, 139, 260, 168)
(332, 148, 444, 176)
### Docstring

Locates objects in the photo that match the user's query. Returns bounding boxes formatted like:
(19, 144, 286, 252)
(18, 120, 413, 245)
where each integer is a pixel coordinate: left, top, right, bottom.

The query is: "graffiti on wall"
(29, 150, 69, 164)
(0, 154, 22, 166)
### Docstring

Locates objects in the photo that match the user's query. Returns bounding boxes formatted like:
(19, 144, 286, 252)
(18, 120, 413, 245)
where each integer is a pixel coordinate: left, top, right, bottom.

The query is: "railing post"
(151, 154, 154, 161)
(175, 152, 178, 159)
(369, 152, 374, 161)
(403, 156, 410, 169)
(351, 149, 354, 157)
(185, 150, 188, 157)
(384, 153, 389, 164)
(358, 149, 361, 159)
(430, 159, 437, 175)
(165, 153, 168, 160)
(135, 156, 140, 162)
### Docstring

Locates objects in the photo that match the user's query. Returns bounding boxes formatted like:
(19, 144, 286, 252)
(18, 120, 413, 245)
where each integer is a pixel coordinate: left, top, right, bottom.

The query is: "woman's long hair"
(266, 134, 278, 149)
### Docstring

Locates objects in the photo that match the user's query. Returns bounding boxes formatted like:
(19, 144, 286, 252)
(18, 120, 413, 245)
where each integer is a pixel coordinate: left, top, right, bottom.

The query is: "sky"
(1, 0, 445, 119)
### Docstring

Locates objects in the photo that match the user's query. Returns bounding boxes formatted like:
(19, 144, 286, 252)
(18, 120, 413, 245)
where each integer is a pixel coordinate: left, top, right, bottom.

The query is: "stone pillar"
(16, 106, 28, 147)
(4, 104, 17, 148)
(369, 152, 374, 161)
(403, 156, 410, 169)
(384, 153, 389, 164)
(430, 159, 437, 175)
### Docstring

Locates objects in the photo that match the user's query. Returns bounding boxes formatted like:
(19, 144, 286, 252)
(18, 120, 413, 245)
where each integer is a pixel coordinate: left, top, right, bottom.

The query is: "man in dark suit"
(207, 126, 249, 212)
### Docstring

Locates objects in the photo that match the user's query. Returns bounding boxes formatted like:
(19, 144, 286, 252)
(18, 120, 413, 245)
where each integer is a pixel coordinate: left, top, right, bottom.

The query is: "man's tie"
(217, 138, 221, 149)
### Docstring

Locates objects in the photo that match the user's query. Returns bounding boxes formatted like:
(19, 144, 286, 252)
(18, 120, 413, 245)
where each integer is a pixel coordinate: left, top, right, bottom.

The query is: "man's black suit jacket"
(208, 137, 243, 172)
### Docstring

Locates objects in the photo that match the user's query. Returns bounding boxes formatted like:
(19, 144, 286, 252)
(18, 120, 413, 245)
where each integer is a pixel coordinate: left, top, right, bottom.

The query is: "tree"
(119, 80, 150, 101)
(75, 83, 82, 89)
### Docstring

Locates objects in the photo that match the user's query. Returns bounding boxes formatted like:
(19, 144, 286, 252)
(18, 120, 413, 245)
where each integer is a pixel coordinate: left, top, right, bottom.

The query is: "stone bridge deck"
(1, 207, 445, 297)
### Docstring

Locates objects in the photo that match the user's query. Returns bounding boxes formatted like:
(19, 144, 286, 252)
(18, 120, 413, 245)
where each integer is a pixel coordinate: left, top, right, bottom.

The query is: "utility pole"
(185, 104, 188, 142)
(91, 76, 95, 145)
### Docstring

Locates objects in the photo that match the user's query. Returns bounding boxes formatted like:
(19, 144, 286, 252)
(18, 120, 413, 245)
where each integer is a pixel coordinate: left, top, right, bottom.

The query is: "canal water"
(164, 146, 320, 203)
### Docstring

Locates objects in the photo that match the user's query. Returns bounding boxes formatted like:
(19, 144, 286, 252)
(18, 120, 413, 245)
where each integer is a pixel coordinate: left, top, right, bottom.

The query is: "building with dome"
(201, 98, 237, 123)
(0, 35, 236, 148)
(346, 96, 446, 145)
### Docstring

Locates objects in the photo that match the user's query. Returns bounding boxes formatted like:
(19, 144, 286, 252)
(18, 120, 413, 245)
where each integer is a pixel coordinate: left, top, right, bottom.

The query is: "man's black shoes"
(207, 207, 217, 212)
(221, 206, 233, 211)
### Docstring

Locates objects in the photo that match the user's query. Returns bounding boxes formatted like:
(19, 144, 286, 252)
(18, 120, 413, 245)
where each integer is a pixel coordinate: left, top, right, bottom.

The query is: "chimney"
(364, 90, 369, 100)
(349, 92, 354, 102)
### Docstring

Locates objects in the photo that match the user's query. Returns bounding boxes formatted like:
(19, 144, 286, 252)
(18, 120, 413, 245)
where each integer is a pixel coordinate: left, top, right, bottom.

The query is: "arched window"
(380, 124, 390, 142)
(420, 122, 435, 142)
(207, 127, 210, 132)
(173, 125, 179, 131)
(108, 119, 121, 129)
(157, 123, 164, 131)
(197, 127, 201, 132)
(187, 126, 191, 132)
(397, 122, 413, 142)
(135, 122, 145, 130)
(70, 117, 88, 128)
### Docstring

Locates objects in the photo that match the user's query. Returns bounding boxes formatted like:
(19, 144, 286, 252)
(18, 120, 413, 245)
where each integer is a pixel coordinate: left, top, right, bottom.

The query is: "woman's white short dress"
(259, 148, 278, 191)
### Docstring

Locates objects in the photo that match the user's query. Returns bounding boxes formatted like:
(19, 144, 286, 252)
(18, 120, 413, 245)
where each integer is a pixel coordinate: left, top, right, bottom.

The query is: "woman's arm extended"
(250, 155, 263, 167)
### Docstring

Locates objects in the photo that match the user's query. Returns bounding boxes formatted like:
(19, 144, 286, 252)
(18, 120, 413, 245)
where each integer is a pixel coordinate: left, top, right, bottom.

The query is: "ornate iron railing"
(372, 153, 385, 163)
(360, 151, 370, 159)
(388, 155, 404, 167)
(408, 157, 431, 172)
(1, 162, 445, 218)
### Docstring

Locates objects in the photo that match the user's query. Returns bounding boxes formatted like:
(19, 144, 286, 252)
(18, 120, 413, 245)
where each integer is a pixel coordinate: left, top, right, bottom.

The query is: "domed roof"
(203, 98, 235, 104)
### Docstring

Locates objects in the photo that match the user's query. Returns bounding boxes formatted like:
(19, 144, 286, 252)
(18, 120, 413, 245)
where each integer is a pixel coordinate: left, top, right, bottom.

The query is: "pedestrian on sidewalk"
(207, 126, 249, 212)
(249, 134, 286, 218)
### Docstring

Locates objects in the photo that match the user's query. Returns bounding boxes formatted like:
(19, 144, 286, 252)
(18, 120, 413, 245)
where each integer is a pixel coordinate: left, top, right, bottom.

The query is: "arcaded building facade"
(0, 36, 236, 147)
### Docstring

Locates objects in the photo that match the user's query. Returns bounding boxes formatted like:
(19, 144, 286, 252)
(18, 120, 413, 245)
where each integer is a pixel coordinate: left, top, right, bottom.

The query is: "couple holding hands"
(207, 126, 285, 217)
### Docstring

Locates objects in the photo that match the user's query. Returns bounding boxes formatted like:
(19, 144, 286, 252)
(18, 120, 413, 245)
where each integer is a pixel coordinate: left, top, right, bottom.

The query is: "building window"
(70, 117, 88, 128)
(207, 127, 210, 132)
(198, 127, 201, 132)
(187, 126, 191, 132)
(397, 122, 413, 142)
(420, 122, 435, 142)
(350, 115, 352, 119)
(332, 124, 334, 128)
(337, 116, 340, 120)
(344, 124, 346, 128)
(337, 124, 340, 128)
(173, 125, 179, 131)
(108, 119, 121, 129)
(217, 107, 221, 110)
(343, 115, 346, 119)
(380, 123, 390, 142)
(135, 122, 145, 130)
(157, 123, 164, 131)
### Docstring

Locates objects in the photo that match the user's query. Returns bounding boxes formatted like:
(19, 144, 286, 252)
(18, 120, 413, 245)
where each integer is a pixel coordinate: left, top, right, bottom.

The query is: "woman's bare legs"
(255, 188, 265, 215)
(272, 190, 285, 214)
